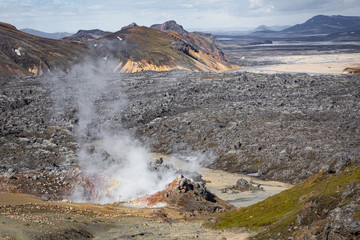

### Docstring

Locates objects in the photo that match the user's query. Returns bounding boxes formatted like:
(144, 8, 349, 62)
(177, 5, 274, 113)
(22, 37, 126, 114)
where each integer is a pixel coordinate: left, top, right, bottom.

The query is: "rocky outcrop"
(222, 178, 264, 192)
(134, 176, 234, 214)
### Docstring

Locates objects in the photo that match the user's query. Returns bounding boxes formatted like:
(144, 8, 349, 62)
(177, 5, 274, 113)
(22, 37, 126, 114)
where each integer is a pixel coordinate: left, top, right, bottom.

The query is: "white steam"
(47, 59, 215, 204)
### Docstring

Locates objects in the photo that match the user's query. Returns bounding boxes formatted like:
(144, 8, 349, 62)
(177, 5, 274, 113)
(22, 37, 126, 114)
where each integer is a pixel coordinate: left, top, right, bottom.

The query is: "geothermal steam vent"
(47, 62, 224, 211)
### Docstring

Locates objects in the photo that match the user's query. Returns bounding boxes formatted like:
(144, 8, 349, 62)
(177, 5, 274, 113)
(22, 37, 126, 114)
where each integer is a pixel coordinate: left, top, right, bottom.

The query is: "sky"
(1, 0, 360, 33)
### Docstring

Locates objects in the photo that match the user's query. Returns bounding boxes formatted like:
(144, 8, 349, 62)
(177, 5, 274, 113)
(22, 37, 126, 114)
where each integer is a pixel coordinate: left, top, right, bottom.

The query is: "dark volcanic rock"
(221, 178, 263, 192)
(134, 176, 234, 214)
(0, 76, 78, 171)
(126, 71, 359, 184)
(327, 203, 360, 238)
(1, 71, 359, 185)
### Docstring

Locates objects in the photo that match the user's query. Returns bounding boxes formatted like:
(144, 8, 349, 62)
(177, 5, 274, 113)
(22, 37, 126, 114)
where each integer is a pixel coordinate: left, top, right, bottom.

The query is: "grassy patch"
(214, 163, 360, 238)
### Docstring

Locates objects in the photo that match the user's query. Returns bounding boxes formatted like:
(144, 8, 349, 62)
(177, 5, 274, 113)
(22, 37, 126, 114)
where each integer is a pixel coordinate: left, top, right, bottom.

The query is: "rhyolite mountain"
(92, 24, 238, 73)
(0, 22, 89, 78)
(282, 15, 360, 35)
(20, 28, 73, 39)
(0, 21, 238, 77)
(63, 20, 238, 73)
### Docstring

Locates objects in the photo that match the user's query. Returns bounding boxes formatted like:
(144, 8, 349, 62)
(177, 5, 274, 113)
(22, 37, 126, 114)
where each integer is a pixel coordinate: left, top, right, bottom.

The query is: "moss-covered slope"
(215, 162, 360, 239)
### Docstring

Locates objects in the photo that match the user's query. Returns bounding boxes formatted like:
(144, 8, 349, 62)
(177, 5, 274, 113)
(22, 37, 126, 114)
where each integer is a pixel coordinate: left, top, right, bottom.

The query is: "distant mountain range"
(20, 15, 360, 41)
(19, 28, 73, 39)
(2, 14, 360, 78)
(282, 15, 360, 34)
(150, 20, 188, 34)
(246, 15, 360, 41)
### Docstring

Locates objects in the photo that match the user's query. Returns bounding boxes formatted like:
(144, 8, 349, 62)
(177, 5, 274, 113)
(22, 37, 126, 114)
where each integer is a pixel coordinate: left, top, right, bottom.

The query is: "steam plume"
(46, 59, 215, 204)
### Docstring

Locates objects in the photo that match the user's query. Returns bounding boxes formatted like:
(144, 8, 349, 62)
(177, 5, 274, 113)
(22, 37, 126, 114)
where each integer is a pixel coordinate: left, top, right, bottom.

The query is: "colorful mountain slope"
(0, 21, 239, 77)
(93, 26, 239, 73)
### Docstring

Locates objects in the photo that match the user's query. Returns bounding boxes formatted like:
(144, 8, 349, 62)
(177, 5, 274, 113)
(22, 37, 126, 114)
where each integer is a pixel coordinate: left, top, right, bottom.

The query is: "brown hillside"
(0, 22, 240, 77)
(0, 22, 89, 78)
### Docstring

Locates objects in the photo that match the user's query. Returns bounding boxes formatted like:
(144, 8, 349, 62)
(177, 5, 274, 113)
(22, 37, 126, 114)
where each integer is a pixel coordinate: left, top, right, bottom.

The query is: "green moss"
(355, 206, 360, 219)
(253, 161, 263, 167)
(214, 163, 360, 239)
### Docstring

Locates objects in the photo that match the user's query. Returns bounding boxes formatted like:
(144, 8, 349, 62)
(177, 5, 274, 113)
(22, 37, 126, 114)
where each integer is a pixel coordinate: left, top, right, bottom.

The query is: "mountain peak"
(63, 29, 111, 41)
(76, 29, 104, 35)
(254, 25, 272, 32)
(150, 20, 188, 34)
(121, 22, 138, 30)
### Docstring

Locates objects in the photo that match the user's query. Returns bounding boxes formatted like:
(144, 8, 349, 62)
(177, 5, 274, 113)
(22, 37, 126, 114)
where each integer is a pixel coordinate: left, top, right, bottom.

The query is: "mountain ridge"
(150, 20, 188, 34)
(282, 14, 360, 34)
(0, 22, 89, 78)
(20, 28, 73, 39)
(62, 29, 112, 41)
(0, 21, 239, 77)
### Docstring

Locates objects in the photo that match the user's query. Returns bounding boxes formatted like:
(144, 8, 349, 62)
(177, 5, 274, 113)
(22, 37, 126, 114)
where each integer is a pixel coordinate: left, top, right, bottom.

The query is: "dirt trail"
(0, 193, 250, 240)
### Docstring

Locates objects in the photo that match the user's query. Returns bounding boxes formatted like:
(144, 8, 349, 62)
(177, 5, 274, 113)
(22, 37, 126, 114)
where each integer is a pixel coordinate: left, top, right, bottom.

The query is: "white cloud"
(180, 3, 193, 8)
(249, 0, 264, 9)
(88, 5, 105, 10)
(1, 0, 359, 32)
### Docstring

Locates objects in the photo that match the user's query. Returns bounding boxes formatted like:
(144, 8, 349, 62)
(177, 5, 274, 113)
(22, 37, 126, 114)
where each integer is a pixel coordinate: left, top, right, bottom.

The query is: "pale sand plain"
(242, 53, 360, 74)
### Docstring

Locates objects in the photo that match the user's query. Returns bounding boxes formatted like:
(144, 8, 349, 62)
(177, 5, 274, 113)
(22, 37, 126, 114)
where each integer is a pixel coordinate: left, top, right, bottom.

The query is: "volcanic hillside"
(0, 21, 239, 77)
(0, 22, 89, 78)
(90, 22, 239, 73)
